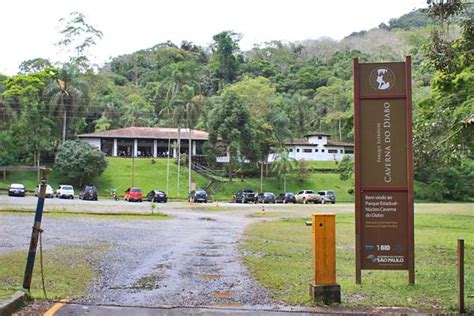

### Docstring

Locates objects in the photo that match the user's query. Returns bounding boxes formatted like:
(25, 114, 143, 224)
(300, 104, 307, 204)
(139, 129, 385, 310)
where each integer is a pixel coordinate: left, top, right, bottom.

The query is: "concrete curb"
(0, 291, 29, 316)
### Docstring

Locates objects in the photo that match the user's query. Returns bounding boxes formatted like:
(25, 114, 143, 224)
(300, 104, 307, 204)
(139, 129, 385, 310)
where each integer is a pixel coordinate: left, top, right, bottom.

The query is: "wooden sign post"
(353, 57, 415, 285)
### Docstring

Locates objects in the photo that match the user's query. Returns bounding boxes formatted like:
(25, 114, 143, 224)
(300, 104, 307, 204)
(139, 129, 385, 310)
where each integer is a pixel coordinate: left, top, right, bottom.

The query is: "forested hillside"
(0, 2, 472, 201)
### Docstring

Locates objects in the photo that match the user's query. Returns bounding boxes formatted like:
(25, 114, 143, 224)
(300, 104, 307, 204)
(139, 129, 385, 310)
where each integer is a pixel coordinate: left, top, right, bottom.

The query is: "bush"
(54, 140, 108, 187)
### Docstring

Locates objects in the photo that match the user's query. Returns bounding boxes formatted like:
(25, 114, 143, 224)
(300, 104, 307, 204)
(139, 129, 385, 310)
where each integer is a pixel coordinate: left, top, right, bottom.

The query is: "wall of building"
(82, 138, 101, 150)
(268, 145, 353, 162)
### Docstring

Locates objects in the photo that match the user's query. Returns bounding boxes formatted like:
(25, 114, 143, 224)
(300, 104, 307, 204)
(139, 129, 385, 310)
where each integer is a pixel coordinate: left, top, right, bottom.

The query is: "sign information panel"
(353, 58, 414, 284)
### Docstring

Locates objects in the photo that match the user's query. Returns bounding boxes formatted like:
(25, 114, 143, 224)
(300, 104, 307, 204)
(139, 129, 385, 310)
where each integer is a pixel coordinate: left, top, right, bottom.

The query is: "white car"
(34, 184, 54, 198)
(56, 185, 75, 199)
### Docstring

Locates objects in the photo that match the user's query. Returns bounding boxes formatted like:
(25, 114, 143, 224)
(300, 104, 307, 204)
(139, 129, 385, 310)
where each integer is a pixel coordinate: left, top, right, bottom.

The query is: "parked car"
(275, 192, 296, 204)
(8, 183, 25, 197)
(35, 184, 54, 198)
(56, 185, 75, 199)
(146, 190, 167, 203)
(124, 187, 143, 202)
(79, 185, 98, 201)
(318, 190, 336, 204)
(256, 192, 276, 203)
(295, 190, 321, 204)
(189, 189, 208, 203)
(233, 189, 256, 203)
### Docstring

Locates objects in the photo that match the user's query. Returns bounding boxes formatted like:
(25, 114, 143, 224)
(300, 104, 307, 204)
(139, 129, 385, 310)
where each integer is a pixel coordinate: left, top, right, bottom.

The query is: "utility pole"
(177, 126, 181, 198)
(166, 138, 171, 194)
(187, 103, 192, 194)
(23, 170, 48, 290)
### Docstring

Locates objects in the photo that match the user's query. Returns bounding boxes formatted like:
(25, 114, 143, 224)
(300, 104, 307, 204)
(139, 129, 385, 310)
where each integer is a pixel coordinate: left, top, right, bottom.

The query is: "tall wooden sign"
(353, 57, 414, 284)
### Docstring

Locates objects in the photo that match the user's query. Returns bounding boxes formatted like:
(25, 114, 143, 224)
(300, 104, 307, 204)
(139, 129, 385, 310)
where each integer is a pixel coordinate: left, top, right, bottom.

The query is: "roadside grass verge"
(0, 243, 109, 300)
(242, 212, 474, 312)
(0, 210, 170, 221)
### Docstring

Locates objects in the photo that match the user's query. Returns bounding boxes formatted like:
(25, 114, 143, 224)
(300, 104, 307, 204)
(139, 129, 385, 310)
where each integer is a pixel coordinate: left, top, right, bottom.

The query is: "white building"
(268, 132, 354, 162)
(78, 127, 208, 158)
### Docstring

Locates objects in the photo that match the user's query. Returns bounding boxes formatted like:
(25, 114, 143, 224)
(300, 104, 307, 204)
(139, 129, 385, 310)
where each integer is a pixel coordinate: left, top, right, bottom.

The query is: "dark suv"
(189, 189, 208, 203)
(318, 190, 336, 204)
(275, 192, 296, 204)
(256, 192, 276, 203)
(233, 189, 256, 203)
(79, 185, 98, 201)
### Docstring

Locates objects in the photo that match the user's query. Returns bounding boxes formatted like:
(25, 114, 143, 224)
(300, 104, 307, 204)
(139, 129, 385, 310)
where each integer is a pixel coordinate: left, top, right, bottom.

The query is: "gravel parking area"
(1, 196, 274, 308)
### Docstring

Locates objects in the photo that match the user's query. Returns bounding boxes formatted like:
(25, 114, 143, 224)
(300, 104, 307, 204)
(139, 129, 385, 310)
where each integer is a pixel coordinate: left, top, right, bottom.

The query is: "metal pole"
(23, 171, 48, 290)
(131, 155, 135, 187)
(458, 239, 465, 314)
(166, 138, 171, 195)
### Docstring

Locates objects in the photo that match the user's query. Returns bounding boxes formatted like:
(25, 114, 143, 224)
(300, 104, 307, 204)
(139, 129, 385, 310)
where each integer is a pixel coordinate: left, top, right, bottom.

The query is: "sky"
(1, 0, 427, 75)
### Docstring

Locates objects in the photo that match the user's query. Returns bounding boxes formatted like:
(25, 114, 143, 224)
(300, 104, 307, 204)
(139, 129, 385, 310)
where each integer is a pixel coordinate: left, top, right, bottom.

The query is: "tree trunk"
(62, 97, 67, 143)
(339, 119, 342, 141)
(283, 176, 287, 193)
(260, 160, 264, 192)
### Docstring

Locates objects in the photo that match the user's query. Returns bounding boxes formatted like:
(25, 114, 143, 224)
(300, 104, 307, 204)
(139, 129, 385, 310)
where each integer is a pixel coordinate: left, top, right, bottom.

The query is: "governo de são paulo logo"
(369, 67, 396, 91)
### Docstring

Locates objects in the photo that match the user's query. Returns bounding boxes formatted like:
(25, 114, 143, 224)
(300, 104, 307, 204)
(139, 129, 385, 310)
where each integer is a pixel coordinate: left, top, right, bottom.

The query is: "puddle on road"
(132, 273, 164, 290)
(108, 272, 164, 291)
(193, 263, 216, 267)
(199, 217, 216, 221)
(199, 274, 221, 280)
(210, 302, 243, 307)
(154, 263, 171, 270)
(211, 292, 235, 298)
(199, 252, 222, 257)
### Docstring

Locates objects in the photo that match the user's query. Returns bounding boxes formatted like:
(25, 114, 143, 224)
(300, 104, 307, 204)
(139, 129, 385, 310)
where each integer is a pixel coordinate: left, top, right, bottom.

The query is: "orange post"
(309, 213, 340, 303)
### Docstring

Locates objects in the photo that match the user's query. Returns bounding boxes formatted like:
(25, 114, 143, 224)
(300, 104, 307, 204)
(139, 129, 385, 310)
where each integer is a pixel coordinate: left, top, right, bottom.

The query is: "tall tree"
(56, 12, 103, 71)
(209, 31, 242, 91)
(46, 64, 88, 143)
(208, 90, 255, 181)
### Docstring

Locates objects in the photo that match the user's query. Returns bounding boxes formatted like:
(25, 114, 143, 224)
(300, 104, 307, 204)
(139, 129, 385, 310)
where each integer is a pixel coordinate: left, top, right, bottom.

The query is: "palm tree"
(271, 149, 297, 192)
(159, 61, 200, 197)
(46, 64, 88, 143)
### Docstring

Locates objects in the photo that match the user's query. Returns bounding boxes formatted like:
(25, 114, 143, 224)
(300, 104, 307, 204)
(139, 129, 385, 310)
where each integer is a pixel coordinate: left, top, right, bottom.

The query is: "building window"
(340, 149, 343, 153)
(314, 149, 318, 152)
(297, 148, 300, 153)
(318, 136, 322, 139)
(328, 149, 338, 154)
(303, 149, 312, 153)
(346, 149, 354, 154)
(321, 149, 325, 153)
(288, 148, 293, 152)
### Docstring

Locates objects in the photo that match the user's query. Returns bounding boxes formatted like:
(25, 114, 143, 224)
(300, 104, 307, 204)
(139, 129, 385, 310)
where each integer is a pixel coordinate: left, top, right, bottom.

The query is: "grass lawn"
(242, 204, 474, 312)
(0, 157, 209, 199)
(0, 244, 108, 300)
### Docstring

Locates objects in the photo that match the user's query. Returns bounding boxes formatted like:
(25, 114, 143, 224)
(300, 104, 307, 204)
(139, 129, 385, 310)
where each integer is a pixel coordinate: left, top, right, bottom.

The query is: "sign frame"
(353, 57, 415, 285)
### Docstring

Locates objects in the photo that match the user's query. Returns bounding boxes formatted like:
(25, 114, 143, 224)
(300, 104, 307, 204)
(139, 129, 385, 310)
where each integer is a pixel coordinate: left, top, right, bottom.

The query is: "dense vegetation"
(0, 3, 472, 201)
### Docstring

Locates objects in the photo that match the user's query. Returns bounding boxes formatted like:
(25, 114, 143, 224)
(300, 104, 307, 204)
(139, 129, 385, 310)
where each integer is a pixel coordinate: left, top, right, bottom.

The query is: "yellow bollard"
(309, 213, 341, 304)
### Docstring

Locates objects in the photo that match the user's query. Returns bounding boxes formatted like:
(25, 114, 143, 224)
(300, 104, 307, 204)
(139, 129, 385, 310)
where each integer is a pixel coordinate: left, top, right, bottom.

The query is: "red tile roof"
(284, 138, 312, 145)
(78, 127, 209, 140)
(327, 140, 354, 147)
